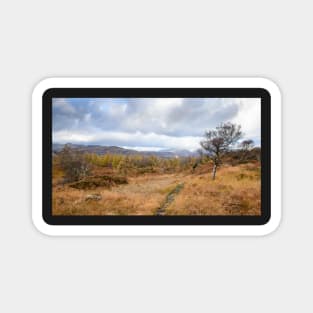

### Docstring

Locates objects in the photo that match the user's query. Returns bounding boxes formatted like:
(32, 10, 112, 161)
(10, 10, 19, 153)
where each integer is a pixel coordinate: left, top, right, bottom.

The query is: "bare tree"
(240, 139, 254, 150)
(200, 122, 242, 179)
(240, 139, 254, 162)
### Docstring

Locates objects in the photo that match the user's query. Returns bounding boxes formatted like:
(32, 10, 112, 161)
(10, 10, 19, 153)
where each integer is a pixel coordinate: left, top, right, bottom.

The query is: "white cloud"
(230, 98, 261, 141)
(53, 130, 202, 151)
(52, 97, 261, 150)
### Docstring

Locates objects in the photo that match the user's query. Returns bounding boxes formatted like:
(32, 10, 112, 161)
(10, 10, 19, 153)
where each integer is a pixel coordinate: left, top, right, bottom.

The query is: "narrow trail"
(156, 183, 185, 216)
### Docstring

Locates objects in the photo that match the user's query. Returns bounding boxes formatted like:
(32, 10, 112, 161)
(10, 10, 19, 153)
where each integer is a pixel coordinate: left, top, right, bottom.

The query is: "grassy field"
(52, 157, 261, 216)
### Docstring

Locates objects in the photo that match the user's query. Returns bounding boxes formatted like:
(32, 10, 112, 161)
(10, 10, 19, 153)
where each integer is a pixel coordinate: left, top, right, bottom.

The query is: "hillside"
(52, 143, 197, 158)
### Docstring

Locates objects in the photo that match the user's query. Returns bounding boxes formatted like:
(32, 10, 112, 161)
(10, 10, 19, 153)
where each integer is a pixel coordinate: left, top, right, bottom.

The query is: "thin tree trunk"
(212, 164, 217, 180)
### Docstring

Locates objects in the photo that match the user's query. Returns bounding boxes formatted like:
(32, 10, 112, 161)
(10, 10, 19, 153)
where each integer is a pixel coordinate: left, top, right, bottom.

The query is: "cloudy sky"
(52, 97, 261, 151)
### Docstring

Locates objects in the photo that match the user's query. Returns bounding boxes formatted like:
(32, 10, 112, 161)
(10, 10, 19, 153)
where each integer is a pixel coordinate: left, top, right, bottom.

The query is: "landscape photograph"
(52, 97, 261, 216)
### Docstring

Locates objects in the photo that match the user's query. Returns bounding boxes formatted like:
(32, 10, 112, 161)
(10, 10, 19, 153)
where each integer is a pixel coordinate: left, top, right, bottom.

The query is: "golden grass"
(166, 164, 261, 215)
(53, 187, 162, 215)
(52, 162, 261, 216)
(52, 174, 180, 215)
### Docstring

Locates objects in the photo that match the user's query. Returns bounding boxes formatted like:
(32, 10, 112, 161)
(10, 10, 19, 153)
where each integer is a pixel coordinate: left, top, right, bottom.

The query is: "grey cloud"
(165, 98, 239, 136)
(52, 97, 259, 150)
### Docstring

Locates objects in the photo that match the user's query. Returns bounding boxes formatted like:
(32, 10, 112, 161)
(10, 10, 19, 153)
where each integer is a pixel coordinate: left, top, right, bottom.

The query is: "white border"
(32, 77, 281, 236)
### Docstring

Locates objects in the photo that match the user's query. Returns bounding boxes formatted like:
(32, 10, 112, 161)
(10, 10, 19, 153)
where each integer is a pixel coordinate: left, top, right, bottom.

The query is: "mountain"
(52, 143, 197, 158)
(53, 143, 138, 155)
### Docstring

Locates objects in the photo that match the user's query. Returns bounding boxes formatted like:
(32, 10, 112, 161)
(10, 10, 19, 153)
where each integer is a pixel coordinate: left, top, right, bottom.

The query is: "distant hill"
(52, 143, 197, 158)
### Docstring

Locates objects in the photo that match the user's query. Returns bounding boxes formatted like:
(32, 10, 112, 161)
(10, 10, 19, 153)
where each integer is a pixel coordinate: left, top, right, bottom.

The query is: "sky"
(52, 97, 261, 152)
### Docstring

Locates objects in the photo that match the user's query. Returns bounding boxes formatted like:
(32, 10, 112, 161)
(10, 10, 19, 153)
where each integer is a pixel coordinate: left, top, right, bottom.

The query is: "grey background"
(0, 0, 311, 312)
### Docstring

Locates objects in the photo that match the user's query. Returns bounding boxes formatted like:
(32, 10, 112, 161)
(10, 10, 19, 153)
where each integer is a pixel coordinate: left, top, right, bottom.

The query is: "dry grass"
(52, 162, 261, 216)
(166, 164, 261, 215)
(52, 174, 182, 215)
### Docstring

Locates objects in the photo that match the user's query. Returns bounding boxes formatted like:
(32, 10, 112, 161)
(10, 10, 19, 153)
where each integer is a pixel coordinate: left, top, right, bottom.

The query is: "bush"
(59, 145, 91, 182)
(69, 175, 128, 190)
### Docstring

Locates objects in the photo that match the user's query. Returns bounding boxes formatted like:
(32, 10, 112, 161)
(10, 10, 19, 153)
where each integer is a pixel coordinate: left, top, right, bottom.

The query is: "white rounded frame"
(32, 77, 281, 236)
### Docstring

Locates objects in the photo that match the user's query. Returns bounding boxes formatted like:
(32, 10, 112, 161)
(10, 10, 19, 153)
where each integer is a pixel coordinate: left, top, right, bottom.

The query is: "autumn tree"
(59, 145, 91, 182)
(200, 122, 242, 179)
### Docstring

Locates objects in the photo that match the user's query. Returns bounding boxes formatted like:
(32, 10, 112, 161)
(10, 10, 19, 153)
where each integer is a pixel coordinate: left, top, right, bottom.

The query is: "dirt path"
(110, 173, 186, 214)
(156, 182, 185, 215)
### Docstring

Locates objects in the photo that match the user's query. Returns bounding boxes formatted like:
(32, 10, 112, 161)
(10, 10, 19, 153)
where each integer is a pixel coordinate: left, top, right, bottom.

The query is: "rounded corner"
(31, 214, 55, 237)
(259, 212, 282, 236)
(32, 78, 59, 101)
(256, 77, 282, 100)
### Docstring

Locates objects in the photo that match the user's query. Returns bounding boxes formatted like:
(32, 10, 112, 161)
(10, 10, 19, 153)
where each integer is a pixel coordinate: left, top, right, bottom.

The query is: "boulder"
(85, 194, 102, 201)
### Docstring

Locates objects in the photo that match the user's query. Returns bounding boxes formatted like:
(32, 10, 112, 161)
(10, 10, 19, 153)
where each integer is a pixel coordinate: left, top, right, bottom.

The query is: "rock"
(85, 194, 102, 201)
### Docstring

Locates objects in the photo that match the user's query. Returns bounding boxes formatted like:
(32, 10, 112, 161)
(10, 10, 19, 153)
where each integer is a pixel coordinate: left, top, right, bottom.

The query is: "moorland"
(52, 144, 261, 216)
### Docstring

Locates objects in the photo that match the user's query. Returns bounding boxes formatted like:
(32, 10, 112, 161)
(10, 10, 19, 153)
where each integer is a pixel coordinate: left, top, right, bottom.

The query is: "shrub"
(69, 175, 128, 190)
(59, 145, 91, 182)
